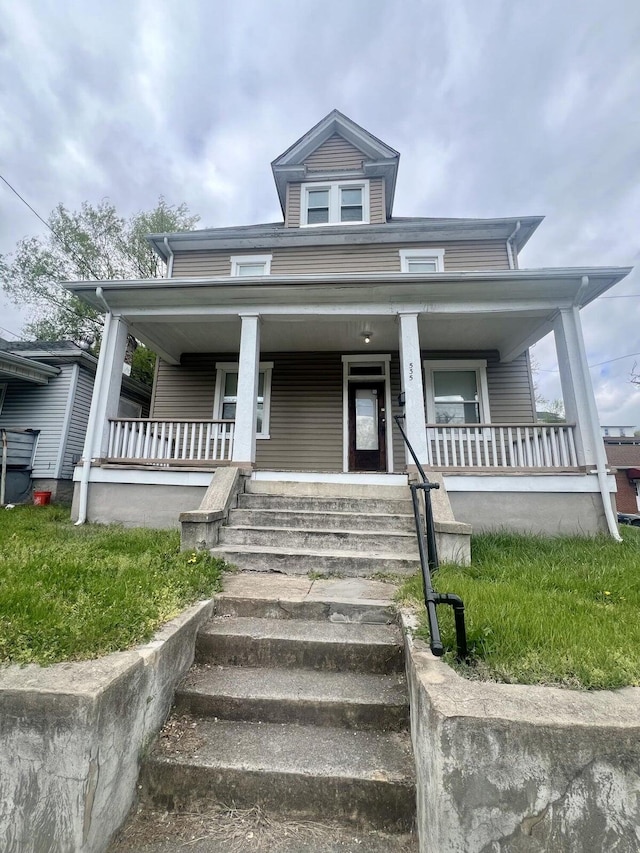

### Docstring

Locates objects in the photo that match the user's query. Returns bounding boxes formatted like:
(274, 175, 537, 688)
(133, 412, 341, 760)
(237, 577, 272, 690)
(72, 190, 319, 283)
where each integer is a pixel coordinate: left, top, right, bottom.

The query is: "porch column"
(83, 313, 129, 461)
(398, 312, 429, 466)
(552, 307, 604, 468)
(232, 313, 261, 466)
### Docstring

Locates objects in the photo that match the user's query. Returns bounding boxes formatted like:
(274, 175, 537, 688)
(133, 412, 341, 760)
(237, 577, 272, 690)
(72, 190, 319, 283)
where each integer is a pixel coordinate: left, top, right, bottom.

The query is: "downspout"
(506, 220, 521, 270)
(572, 285, 621, 541)
(75, 288, 112, 525)
(1, 429, 7, 506)
(164, 237, 174, 278)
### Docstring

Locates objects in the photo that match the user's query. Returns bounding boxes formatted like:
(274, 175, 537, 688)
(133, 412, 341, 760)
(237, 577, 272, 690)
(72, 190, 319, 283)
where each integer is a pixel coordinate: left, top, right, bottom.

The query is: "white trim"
(443, 472, 615, 493)
(213, 360, 273, 439)
(0, 382, 6, 415)
(72, 465, 213, 487)
(341, 354, 393, 474)
(423, 358, 491, 424)
(399, 248, 445, 273)
(252, 471, 407, 486)
(230, 254, 272, 276)
(301, 179, 370, 227)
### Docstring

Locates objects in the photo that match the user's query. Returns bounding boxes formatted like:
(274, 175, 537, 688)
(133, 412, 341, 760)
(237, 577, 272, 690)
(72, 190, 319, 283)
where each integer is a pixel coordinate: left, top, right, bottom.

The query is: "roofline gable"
(271, 110, 400, 219)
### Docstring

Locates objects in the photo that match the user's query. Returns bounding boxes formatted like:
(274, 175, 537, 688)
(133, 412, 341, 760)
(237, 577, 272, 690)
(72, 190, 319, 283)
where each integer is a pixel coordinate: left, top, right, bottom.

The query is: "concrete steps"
(212, 479, 421, 578)
(130, 575, 417, 845)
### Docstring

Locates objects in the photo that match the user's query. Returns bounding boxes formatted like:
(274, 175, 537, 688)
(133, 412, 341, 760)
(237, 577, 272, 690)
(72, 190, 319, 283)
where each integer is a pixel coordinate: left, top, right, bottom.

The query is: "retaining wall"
(403, 616, 640, 852)
(0, 600, 214, 853)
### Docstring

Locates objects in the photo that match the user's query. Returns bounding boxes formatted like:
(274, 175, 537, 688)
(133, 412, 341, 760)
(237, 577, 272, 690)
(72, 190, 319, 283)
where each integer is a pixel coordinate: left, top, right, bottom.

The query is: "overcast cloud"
(0, 0, 638, 425)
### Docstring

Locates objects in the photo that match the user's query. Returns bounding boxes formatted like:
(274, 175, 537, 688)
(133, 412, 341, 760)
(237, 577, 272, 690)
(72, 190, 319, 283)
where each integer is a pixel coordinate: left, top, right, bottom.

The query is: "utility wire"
(537, 350, 640, 373)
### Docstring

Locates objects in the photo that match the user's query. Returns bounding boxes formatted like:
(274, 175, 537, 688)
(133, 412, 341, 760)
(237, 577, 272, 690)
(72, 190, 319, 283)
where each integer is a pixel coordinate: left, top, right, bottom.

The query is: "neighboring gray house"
(63, 111, 631, 536)
(0, 340, 150, 502)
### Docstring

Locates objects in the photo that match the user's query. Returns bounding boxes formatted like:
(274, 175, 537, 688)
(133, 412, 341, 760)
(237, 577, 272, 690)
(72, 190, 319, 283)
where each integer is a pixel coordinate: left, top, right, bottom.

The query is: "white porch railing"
(426, 423, 578, 468)
(107, 419, 235, 464)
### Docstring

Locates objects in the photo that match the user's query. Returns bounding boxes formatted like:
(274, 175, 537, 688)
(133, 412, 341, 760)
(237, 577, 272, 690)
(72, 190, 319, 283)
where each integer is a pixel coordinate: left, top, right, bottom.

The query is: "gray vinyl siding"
(304, 134, 365, 170)
(0, 365, 73, 478)
(63, 366, 94, 477)
(151, 349, 535, 471)
(171, 240, 510, 278)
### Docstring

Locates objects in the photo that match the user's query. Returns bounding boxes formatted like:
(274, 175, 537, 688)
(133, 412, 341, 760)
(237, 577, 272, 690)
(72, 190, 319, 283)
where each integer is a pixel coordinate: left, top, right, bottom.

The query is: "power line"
(537, 350, 640, 374)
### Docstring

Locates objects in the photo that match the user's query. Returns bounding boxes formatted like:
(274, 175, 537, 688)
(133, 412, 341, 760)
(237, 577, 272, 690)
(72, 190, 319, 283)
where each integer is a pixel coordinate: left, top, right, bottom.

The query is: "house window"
(399, 248, 445, 273)
(302, 181, 369, 226)
(213, 362, 273, 438)
(423, 360, 490, 425)
(118, 397, 142, 418)
(230, 255, 272, 276)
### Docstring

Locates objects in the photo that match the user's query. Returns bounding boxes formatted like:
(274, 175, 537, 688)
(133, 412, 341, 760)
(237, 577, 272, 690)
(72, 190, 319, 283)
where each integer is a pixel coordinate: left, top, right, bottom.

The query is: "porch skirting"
(71, 464, 616, 536)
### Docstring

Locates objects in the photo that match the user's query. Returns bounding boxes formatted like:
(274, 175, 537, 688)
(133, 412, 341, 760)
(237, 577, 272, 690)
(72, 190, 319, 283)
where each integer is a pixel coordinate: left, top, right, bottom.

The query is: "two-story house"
(65, 111, 630, 536)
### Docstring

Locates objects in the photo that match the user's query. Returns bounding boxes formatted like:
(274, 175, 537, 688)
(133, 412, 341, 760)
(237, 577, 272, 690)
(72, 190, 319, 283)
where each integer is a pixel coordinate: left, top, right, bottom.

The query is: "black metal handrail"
(394, 414, 468, 660)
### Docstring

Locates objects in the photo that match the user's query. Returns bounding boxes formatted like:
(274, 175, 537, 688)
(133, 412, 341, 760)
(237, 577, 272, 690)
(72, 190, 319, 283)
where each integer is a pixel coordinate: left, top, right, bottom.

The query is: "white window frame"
(0, 383, 6, 415)
(399, 248, 445, 273)
(423, 359, 491, 425)
(341, 354, 393, 473)
(230, 254, 272, 276)
(213, 361, 273, 439)
(301, 180, 370, 227)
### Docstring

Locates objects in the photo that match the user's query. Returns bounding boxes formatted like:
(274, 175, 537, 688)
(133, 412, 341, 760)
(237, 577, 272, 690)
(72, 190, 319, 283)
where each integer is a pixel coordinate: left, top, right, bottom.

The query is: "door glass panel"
(355, 388, 379, 450)
(433, 370, 480, 424)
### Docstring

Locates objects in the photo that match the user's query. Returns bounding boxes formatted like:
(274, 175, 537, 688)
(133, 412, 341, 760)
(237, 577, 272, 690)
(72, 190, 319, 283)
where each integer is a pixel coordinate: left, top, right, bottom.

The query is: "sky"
(0, 0, 639, 426)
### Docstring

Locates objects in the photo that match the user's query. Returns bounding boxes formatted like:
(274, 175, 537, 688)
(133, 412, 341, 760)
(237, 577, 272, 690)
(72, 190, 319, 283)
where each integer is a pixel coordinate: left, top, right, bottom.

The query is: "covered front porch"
(66, 268, 623, 535)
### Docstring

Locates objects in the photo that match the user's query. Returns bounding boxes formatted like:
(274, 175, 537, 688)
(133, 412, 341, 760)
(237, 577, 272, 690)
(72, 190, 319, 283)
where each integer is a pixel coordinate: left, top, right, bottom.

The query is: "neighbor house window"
(400, 248, 445, 273)
(0, 383, 6, 415)
(423, 360, 490, 425)
(230, 255, 272, 276)
(117, 397, 142, 418)
(302, 180, 369, 226)
(213, 362, 273, 438)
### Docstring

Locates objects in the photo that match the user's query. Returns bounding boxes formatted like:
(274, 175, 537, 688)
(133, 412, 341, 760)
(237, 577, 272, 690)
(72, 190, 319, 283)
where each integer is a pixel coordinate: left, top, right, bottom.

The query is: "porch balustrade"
(106, 419, 235, 465)
(425, 423, 578, 469)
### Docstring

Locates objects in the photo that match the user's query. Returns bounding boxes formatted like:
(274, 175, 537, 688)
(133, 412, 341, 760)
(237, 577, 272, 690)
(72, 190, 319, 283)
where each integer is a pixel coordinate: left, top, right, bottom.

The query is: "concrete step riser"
(245, 481, 410, 500)
(215, 596, 397, 623)
(173, 689, 409, 731)
(139, 762, 416, 831)
(229, 508, 415, 532)
(211, 548, 419, 576)
(195, 633, 405, 674)
(219, 527, 418, 554)
(238, 494, 414, 514)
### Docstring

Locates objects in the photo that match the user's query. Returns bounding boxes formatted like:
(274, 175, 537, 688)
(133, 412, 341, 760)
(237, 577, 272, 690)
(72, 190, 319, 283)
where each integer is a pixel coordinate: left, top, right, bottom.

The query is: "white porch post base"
(398, 312, 428, 466)
(232, 314, 261, 465)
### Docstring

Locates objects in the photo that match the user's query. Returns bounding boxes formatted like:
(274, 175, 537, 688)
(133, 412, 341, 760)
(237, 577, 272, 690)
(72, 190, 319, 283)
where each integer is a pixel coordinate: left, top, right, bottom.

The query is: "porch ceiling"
(126, 310, 552, 361)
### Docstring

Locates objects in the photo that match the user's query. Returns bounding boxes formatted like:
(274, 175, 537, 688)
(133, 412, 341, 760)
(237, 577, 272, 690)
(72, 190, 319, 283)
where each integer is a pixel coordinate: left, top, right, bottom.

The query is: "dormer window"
(302, 180, 369, 226)
(399, 248, 445, 273)
(231, 254, 272, 276)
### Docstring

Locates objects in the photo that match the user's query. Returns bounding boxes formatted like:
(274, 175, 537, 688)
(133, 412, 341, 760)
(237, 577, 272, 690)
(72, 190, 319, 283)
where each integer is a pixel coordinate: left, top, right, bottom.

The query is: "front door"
(348, 382, 387, 472)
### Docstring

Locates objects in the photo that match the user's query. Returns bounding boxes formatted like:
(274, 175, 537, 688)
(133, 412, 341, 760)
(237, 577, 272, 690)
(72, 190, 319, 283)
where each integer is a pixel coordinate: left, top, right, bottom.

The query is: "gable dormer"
(271, 110, 399, 228)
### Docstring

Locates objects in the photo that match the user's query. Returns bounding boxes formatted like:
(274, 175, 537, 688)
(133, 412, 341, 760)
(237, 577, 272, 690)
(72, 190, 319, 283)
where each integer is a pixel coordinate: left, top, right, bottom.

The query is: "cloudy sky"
(1, 0, 638, 425)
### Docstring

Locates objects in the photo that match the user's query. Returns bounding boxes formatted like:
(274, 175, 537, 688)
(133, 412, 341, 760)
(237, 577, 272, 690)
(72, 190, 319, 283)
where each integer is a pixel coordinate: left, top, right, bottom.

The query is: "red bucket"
(33, 491, 52, 506)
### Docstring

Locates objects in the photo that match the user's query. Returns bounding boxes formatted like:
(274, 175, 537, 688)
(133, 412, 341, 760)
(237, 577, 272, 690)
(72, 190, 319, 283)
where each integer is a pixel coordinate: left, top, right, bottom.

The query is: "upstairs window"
(399, 248, 445, 273)
(230, 255, 272, 276)
(302, 180, 369, 226)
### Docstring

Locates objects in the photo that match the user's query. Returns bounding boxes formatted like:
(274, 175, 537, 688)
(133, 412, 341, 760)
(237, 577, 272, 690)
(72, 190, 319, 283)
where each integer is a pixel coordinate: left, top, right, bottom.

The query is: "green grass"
(399, 527, 640, 690)
(0, 505, 226, 666)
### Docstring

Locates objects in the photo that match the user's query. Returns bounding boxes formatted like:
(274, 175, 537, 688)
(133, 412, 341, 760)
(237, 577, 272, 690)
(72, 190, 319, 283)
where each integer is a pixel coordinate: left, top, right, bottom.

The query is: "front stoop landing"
(111, 574, 417, 852)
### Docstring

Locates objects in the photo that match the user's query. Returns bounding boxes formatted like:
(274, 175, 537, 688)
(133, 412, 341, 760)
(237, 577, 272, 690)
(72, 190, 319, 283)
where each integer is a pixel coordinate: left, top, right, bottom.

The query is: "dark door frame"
(348, 381, 387, 472)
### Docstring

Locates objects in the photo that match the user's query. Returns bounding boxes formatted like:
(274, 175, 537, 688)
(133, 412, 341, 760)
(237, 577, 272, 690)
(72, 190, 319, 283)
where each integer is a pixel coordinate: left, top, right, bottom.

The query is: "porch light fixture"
(362, 332, 372, 344)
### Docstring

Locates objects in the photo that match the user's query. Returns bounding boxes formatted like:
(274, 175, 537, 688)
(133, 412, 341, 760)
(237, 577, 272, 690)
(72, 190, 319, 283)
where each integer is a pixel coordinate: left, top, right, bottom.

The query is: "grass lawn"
(0, 505, 226, 666)
(399, 526, 640, 690)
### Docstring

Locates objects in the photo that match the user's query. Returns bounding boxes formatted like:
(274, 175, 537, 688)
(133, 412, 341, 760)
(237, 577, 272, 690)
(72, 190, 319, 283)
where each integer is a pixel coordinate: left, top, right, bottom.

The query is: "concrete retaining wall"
(0, 600, 214, 853)
(403, 616, 640, 853)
